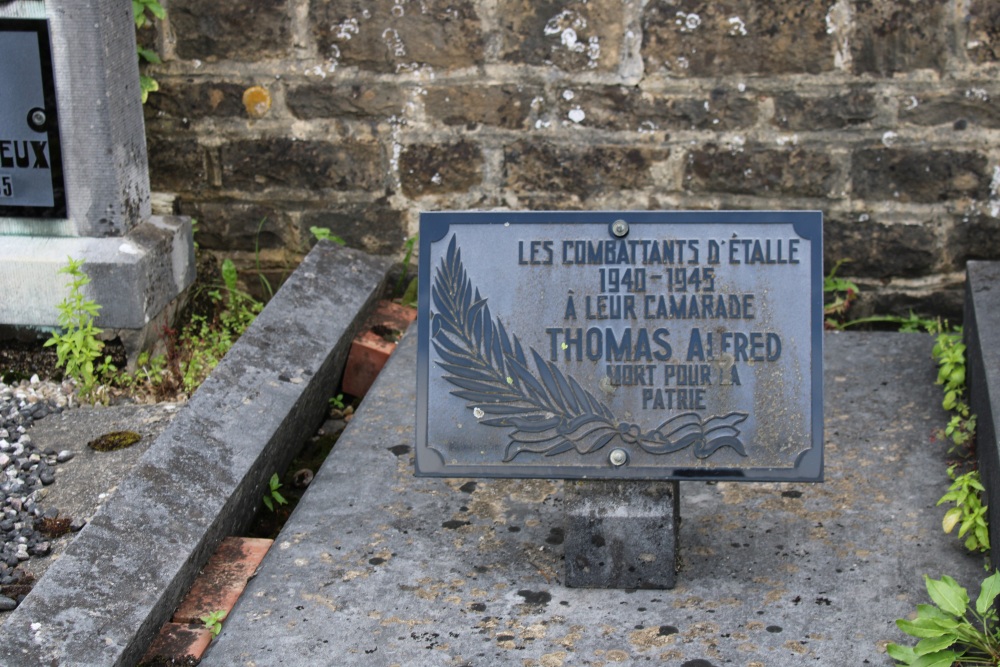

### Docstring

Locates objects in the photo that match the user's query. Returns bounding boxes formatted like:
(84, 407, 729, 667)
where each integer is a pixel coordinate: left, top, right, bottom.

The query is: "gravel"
(0, 375, 79, 610)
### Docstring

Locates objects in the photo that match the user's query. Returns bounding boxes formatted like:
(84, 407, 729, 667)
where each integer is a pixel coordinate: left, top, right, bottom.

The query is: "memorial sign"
(415, 211, 823, 482)
(0, 19, 65, 218)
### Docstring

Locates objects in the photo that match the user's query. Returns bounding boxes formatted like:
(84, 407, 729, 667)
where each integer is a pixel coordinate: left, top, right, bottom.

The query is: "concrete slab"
(965, 260, 1000, 564)
(0, 240, 391, 667)
(201, 331, 984, 666)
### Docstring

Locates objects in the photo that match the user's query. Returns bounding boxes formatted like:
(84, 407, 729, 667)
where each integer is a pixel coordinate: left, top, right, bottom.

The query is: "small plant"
(200, 609, 227, 637)
(823, 259, 859, 329)
(310, 226, 346, 246)
(44, 257, 106, 398)
(329, 394, 346, 410)
(887, 571, 1000, 665)
(133, 0, 165, 104)
(262, 473, 287, 512)
(939, 466, 990, 554)
(396, 234, 419, 307)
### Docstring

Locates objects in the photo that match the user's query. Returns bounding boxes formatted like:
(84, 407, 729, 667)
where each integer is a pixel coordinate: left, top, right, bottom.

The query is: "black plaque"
(415, 211, 823, 482)
(0, 19, 65, 218)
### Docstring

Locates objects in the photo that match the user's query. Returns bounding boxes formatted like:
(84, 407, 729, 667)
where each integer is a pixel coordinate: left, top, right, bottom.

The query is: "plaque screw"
(30, 110, 46, 127)
(611, 220, 629, 237)
(609, 448, 628, 466)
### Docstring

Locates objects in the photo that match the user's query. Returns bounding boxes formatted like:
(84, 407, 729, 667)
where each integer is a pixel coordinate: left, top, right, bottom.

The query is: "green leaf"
(898, 618, 952, 639)
(910, 650, 962, 667)
(925, 575, 968, 617)
(262, 495, 273, 512)
(886, 642, 917, 664)
(915, 605, 959, 624)
(913, 634, 958, 655)
(271, 490, 287, 506)
(975, 571, 1000, 616)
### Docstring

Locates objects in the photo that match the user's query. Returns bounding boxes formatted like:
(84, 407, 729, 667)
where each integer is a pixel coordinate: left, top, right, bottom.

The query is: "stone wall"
(141, 0, 1000, 320)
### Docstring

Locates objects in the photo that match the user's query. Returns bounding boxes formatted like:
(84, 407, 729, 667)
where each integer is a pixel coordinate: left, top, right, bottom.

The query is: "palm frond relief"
(431, 234, 749, 463)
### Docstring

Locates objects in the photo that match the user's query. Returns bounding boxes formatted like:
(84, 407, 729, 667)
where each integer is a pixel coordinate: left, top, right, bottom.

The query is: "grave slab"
(0, 241, 391, 667)
(964, 260, 1000, 564)
(199, 331, 984, 666)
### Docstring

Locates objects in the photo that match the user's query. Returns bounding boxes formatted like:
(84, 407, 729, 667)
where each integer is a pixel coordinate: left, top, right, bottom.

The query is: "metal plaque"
(0, 19, 65, 218)
(415, 211, 823, 482)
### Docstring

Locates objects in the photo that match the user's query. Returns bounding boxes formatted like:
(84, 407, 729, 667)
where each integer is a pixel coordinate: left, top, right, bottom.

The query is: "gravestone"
(416, 211, 823, 588)
(0, 0, 194, 357)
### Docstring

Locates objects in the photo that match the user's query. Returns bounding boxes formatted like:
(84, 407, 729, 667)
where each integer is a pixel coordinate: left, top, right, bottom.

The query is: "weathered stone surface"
(642, 0, 834, 76)
(310, 0, 483, 72)
(145, 81, 247, 121)
(171, 0, 292, 61)
(685, 144, 836, 198)
(146, 136, 208, 193)
(222, 139, 383, 192)
(176, 199, 295, 251)
(824, 213, 937, 278)
(851, 148, 989, 203)
(564, 480, 680, 589)
(851, 0, 948, 75)
(504, 142, 668, 199)
(553, 86, 757, 131)
(947, 213, 1000, 269)
(286, 83, 406, 120)
(300, 199, 405, 254)
(967, 0, 1000, 63)
(772, 89, 878, 130)
(399, 142, 483, 197)
(861, 286, 964, 323)
(497, 0, 625, 72)
(899, 90, 1000, 129)
(423, 85, 539, 129)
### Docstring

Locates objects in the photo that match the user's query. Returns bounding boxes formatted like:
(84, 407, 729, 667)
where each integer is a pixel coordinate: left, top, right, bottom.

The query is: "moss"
(87, 430, 142, 452)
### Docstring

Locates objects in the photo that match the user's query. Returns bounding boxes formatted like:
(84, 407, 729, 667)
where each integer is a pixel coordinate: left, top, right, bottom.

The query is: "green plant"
(329, 394, 346, 410)
(262, 473, 287, 512)
(823, 259, 860, 329)
(133, 0, 164, 104)
(396, 234, 419, 307)
(939, 466, 990, 554)
(200, 609, 227, 637)
(310, 226, 346, 246)
(840, 311, 941, 333)
(934, 329, 969, 414)
(887, 571, 1000, 665)
(44, 257, 106, 397)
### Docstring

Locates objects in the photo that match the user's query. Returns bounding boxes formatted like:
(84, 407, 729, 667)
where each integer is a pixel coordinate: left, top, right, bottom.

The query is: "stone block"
(497, 0, 625, 72)
(170, 0, 292, 61)
(946, 213, 1000, 269)
(300, 199, 406, 255)
(851, 0, 948, 75)
(552, 86, 757, 132)
(641, 0, 834, 76)
(684, 144, 836, 198)
(287, 83, 406, 120)
(967, 0, 1000, 63)
(0, 216, 194, 330)
(145, 81, 248, 121)
(400, 142, 484, 197)
(851, 148, 989, 204)
(899, 91, 1000, 130)
(147, 136, 209, 193)
(176, 199, 295, 251)
(423, 85, 539, 130)
(222, 138, 383, 193)
(564, 480, 680, 589)
(965, 262, 1000, 563)
(772, 89, 878, 131)
(824, 213, 937, 279)
(310, 0, 483, 72)
(504, 142, 668, 200)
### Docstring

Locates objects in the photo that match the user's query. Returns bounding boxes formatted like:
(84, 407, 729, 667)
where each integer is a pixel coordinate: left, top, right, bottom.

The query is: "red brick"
(342, 301, 416, 397)
(172, 537, 272, 624)
(142, 622, 214, 663)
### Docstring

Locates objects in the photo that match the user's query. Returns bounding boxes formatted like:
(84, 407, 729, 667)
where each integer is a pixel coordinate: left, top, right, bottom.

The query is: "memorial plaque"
(415, 211, 823, 482)
(0, 19, 65, 218)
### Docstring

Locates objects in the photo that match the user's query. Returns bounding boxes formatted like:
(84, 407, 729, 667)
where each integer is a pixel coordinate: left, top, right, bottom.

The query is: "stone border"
(0, 240, 391, 666)
(964, 261, 1000, 565)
